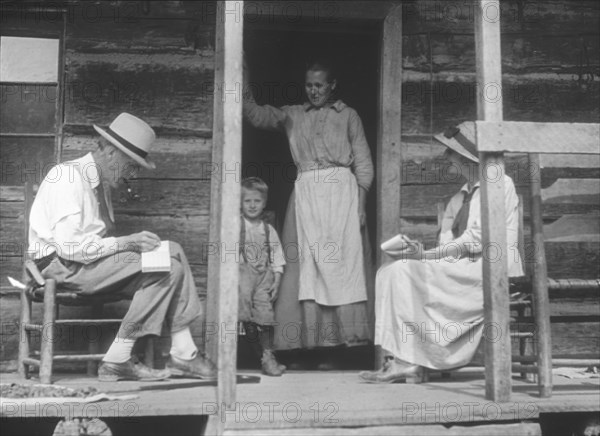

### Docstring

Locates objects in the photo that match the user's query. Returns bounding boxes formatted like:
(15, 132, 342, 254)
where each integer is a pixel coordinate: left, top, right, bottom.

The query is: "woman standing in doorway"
(243, 59, 374, 367)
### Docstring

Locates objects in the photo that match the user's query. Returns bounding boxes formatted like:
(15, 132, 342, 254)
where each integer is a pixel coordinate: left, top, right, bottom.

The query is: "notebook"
(381, 234, 412, 253)
(141, 241, 171, 273)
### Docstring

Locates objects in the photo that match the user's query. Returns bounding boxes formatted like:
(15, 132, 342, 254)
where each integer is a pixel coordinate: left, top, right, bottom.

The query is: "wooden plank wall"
(0, 1, 218, 368)
(399, 0, 599, 280)
(1, 1, 217, 288)
(61, 1, 217, 292)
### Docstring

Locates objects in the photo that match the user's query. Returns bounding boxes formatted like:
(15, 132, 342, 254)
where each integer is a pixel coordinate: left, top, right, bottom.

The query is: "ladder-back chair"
(18, 180, 154, 384)
(477, 120, 600, 399)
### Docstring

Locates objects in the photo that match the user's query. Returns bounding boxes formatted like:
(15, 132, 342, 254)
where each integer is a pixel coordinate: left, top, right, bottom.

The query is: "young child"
(239, 177, 286, 376)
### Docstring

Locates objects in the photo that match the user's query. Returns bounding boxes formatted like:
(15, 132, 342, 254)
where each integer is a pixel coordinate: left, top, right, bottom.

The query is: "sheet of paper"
(141, 240, 171, 273)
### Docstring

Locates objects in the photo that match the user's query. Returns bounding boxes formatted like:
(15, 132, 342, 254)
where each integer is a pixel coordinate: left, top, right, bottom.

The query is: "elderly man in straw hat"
(358, 122, 524, 384)
(28, 113, 216, 381)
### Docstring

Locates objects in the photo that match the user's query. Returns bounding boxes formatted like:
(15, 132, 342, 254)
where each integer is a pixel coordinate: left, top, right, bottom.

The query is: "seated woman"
(359, 121, 524, 383)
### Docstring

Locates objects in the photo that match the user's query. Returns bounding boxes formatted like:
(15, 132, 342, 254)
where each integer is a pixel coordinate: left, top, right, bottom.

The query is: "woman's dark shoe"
(166, 353, 217, 380)
(261, 350, 285, 376)
(98, 359, 171, 382)
(358, 360, 425, 384)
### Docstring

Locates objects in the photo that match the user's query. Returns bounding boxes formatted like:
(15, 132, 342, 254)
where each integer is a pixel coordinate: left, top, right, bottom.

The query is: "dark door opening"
(242, 26, 380, 236)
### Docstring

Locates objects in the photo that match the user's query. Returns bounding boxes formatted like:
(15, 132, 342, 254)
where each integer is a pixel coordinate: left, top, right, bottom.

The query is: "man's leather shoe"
(166, 353, 217, 379)
(358, 361, 424, 384)
(98, 359, 171, 382)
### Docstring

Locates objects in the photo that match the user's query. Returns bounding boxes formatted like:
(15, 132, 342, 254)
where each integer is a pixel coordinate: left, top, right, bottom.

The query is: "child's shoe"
(261, 350, 285, 376)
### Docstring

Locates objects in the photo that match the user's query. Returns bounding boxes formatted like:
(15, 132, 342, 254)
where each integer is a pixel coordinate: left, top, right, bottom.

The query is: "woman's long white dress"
(375, 175, 524, 369)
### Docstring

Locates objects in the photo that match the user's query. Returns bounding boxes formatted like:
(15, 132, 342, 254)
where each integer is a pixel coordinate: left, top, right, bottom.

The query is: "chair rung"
(514, 356, 600, 367)
(24, 320, 122, 331)
(509, 300, 531, 307)
(518, 315, 600, 324)
(55, 319, 122, 325)
(510, 332, 534, 338)
(24, 323, 44, 332)
(52, 354, 106, 362)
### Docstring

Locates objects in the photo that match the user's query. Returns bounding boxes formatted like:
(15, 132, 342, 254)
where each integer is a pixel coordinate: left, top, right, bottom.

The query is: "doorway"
(239, 24, 380, 369)
(242, 26, 380, 236)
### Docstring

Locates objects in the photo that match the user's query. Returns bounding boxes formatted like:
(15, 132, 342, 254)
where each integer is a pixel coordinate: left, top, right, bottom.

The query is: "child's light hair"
(241, 177, 268, 200)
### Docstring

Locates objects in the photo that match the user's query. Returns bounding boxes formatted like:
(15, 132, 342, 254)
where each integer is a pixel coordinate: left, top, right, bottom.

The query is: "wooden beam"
(528, 154, 553, 397)
(377, 4, 403, 267)
(474, 0, 512, 402)
(243, 1, 395, 22)
(375, 3, 402, 369)
(476, 121, 600, 154)
(206, 1, 243, 430)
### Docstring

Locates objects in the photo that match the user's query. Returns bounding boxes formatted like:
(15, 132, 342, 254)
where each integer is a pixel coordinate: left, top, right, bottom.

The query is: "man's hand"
(269, 272, 282, 302)
(120, 231, 161, 253)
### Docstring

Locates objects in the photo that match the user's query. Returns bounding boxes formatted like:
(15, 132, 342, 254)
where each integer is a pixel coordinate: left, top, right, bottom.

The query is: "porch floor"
(1, 369, 599, 433)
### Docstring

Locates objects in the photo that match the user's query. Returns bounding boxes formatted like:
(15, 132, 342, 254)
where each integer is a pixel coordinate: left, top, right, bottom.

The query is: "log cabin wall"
(0, 0, 598, 367)
(399, 0, 599, 280)
(399, 0, 599, 358)
(0, 1, 218, 369)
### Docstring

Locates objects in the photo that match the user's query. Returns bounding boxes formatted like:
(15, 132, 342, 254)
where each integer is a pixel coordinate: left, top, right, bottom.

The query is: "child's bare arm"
(269, 272, 283, 302)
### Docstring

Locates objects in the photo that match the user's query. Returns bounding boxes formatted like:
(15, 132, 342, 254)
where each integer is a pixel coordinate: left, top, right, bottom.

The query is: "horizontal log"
(0, 218, 25, 248)
(545, 241, 600, 280)
(0, 201, 23, 220)
(62, 123, 212, 138)
(64, 52, 215, 131)
(67, 16, 215, 55)
(401, 80, 600, 135)
(0, 186, 24, 202)
(402, 0, 600, 35)
(0, 9, 65, 37)
(61, 133, 213, 180)
(404, 33, 600, 75)
(401, 138, 600, 188)
(113, 179, 211, 217)
(1, 181, 212, 222)
(401, 184, 600, 219)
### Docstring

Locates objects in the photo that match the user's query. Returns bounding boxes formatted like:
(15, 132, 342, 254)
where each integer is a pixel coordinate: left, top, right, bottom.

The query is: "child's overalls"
(238, 218, 276, 325)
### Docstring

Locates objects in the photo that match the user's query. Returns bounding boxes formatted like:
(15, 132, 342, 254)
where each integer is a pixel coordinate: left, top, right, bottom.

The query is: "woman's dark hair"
(305, 59, 337, 83)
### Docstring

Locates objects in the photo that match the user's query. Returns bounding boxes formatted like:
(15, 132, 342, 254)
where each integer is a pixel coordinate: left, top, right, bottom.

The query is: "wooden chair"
(18, 180, 153, 384)
(432, 196, 536, 380)
(476, 120, 600, 399)
(432, 143, 600, 390)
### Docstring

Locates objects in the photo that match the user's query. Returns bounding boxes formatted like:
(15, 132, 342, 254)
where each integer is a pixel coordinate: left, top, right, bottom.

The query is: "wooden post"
(87, 304, 103, 376)
(375, 4, 402, 369)
(528, 153, 552, 397)
(18, 289, 32, 380)
(40, 279, 56, 384)
(206, 1, 244, 433)
(19, 181, 36, 379)
(474, 0, 511, 402)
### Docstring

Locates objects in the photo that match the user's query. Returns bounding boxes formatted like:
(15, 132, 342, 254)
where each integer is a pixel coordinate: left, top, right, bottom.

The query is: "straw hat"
(434, 121, 479, 163)
(93, 113, 156, 169)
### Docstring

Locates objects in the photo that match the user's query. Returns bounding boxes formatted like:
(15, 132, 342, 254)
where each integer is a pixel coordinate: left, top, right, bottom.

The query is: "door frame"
(207, 1, 403, 423)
